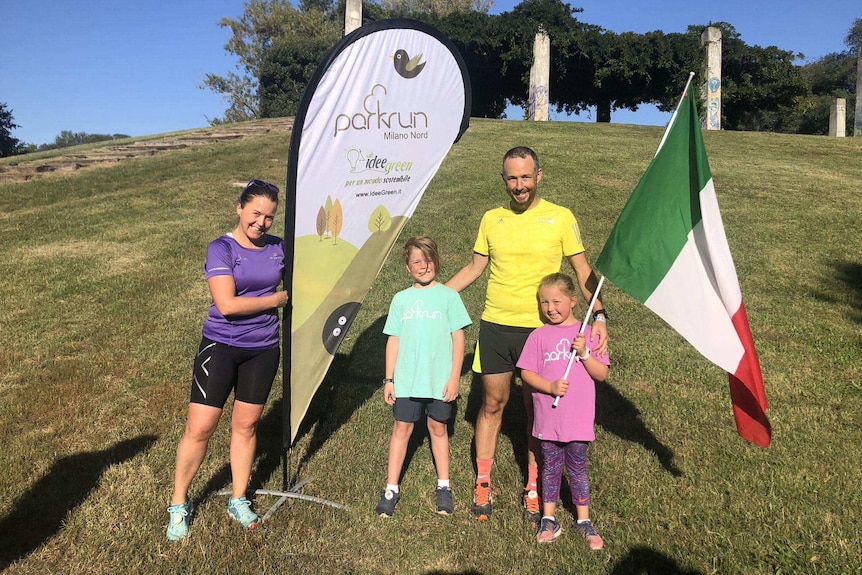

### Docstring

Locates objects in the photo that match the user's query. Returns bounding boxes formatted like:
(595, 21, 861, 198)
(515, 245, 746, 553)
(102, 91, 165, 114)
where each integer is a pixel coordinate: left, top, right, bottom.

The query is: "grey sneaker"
(575, 519, 604, 550)
(536, 516, 562, 543)
(166, 499, 194, 541)
(375, 489, 400, 517)
(435, 486, 454, 515)
(227, 496, 260, 530)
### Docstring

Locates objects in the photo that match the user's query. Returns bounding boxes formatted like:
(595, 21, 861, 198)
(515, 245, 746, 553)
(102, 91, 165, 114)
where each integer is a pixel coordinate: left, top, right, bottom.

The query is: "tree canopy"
(205, 0, 859, 135)
(1, 102, 22, 158)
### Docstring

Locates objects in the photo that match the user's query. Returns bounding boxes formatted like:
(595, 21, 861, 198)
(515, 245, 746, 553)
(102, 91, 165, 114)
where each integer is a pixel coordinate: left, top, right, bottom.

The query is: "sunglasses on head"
(244, 178, 280, 195)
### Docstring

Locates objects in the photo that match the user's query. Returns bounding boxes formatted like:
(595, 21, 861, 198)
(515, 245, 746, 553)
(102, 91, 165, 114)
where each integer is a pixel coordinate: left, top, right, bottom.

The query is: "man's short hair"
(502, 146, 540, 172)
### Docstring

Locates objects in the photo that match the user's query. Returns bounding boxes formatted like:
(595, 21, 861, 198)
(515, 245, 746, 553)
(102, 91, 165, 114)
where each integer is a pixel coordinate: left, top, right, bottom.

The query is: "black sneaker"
(435, 486, 454, 515)
(471, 482, 492, 521)
(375, 489, 400, 517)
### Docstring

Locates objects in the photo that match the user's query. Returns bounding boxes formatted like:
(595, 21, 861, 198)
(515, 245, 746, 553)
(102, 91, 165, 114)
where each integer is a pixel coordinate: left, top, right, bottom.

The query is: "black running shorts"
(190, 337, 279, 408)
(474, 320, 534, 375)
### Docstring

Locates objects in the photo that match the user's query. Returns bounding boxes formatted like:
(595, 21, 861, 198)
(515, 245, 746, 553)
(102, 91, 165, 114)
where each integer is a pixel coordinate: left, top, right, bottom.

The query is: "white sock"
(577, 518, 591, 524)
(437, 479, 450, 489)
(386, 483, 399, 493)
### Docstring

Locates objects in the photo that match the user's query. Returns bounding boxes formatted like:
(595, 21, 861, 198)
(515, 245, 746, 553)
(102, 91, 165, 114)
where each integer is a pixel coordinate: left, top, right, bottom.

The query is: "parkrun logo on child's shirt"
(402, 300, 442, 321)
(544, 338, 573, 364)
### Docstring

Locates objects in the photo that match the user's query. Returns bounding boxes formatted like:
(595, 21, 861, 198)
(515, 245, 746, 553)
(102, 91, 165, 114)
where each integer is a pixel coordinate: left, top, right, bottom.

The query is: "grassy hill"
(0, 118, 860, 574)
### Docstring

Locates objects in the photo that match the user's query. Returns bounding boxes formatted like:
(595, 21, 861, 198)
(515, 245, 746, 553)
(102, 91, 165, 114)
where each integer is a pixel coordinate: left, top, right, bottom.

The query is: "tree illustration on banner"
(368, 205, 392, 233)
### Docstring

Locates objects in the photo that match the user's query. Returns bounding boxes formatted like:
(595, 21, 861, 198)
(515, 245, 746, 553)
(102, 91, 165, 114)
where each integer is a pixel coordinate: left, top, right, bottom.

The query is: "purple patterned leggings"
(540, 440, 590, 506)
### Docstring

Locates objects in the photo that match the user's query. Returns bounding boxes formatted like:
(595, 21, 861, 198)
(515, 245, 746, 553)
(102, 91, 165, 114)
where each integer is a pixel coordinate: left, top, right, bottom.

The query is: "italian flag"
(596, 79, 772, 447)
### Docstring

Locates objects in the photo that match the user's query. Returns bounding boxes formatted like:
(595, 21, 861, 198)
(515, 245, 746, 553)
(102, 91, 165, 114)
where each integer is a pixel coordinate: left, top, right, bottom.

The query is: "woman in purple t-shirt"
(166, 179, 288, 541)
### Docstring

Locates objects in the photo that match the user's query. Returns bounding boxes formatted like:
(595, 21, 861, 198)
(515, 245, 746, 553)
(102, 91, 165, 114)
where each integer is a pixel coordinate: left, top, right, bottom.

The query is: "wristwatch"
(593, 309, 608, 322)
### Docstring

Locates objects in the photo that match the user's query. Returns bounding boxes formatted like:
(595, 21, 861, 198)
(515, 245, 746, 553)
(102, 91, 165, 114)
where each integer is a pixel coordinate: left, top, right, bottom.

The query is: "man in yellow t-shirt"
(447, 146, 609, 525)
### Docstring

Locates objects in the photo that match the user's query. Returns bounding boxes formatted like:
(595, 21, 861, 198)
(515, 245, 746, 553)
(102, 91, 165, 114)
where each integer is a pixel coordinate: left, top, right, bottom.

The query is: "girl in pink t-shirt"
(516, 273, 610, 548)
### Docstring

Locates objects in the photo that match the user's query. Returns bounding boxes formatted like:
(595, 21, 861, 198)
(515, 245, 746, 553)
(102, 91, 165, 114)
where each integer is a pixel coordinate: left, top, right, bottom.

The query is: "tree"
(203, 0, 338, 123)
(427, 9, 510, 117)
(496, 0, 594, 116)
(846, 17, 862, 53)
(489, 0, 701, 123)
(218, 0, 503, 123)
(576, 30, 700, 122)
(379, 0, 492, 16)
(258, 9, 341, 118)
(1, 102, 22, 158)
(793, 49, 857, 135)
(42, 131, 131, 150)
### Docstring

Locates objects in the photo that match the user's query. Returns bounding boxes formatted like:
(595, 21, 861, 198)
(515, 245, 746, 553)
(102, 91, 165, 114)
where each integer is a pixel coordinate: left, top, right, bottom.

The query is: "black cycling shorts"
(190, 337, 279, 408)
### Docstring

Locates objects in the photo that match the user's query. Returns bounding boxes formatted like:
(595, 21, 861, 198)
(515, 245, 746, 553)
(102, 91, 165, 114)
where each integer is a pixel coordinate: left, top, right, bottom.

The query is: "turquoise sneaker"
(166, 500, 193, 541)
(228, 496, 260, 530)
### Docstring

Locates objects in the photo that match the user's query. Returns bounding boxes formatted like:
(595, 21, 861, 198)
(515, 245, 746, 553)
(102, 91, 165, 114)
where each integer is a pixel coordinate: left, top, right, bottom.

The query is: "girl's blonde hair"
(402, 236, 440, 272)
(538, 272, 577, 298)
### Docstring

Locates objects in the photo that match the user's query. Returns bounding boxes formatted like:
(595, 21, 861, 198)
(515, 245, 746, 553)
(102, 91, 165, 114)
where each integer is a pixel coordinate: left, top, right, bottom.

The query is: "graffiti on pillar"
(707, 76, 721, 130)
(528, 86, 549, 121)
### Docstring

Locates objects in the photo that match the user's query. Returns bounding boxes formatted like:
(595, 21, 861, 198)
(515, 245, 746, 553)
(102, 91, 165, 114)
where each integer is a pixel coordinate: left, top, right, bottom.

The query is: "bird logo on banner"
(393, 49, 426, 78)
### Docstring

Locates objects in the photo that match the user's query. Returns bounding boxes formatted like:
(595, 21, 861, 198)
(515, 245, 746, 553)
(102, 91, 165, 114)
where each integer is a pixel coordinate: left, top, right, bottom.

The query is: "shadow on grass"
(293, 316, 388, 475)
(287, 315, 467, 488)
(609, 545, 704, 574)
(461, 373, 682, 482)
(211, 312, 680, 504)
(0, 435, 158, 571)
(462, 368, 531, 479)
(193, 398, 286, 501)
(194, 317, 387, 505)
(595, 381, 682, 477)
(398, 399, 460, 485)
(832, 260, 862, 324)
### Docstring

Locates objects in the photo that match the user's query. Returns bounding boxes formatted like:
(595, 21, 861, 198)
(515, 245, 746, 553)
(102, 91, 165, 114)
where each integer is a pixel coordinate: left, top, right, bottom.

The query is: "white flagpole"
(552, 275, 605, 408)
(655, 71, 697, 157)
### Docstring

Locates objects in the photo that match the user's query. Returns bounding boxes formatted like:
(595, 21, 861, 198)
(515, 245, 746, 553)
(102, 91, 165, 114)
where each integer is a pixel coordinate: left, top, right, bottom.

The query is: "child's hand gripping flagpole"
(552, 275, 605, 408)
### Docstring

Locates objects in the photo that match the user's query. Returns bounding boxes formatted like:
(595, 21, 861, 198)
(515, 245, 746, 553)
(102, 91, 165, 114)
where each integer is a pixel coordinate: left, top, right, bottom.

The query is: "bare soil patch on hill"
(0, 118, 294, 184)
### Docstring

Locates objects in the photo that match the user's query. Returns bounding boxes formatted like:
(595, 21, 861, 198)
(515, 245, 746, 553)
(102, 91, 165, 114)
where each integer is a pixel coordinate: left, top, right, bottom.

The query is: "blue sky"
(3, 0, 858, 145)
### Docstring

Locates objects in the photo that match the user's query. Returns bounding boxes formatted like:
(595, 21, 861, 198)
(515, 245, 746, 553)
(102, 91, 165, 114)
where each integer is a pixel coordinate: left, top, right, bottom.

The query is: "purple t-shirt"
(517, 322, 610, 442)
(201, 233, 285, 350)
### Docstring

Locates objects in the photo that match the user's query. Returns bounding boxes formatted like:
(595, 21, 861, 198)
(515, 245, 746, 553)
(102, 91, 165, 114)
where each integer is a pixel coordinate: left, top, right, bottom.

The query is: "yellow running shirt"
(473, 199, 584, 328)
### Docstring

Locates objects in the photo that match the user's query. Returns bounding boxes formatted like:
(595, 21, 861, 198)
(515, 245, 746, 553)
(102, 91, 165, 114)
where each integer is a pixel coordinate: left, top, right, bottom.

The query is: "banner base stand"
(217, 478, 348, 522)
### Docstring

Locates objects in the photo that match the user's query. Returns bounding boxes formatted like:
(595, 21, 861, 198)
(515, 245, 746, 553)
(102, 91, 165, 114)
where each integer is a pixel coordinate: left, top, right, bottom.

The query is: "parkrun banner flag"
(283, 19, 471, 446)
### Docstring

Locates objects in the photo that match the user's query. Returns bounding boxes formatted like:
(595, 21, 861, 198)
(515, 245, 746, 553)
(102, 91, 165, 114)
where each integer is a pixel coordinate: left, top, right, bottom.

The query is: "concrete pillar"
(829, 98, 846, 137)
(528, 28, 550, 121)
(855, 46, 861, 137)
(344, 0, 362, 35)
(701, 27, 722, 130)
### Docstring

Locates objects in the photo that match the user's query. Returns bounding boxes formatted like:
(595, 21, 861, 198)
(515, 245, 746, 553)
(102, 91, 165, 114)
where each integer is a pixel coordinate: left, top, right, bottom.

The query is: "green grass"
(0, 118, 860, 574)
